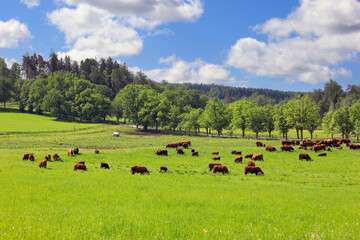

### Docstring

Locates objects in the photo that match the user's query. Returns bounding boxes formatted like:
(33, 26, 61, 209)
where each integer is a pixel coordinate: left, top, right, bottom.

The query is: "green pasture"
(1, 113, 360, 239)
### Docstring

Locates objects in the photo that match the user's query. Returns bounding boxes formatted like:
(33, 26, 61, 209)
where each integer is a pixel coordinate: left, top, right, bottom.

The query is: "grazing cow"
(298, 146, 307, 150)
(299, 153, 312, 161)
(192, 151, 199, 157)
(182, 143, 189, 149)
(231, 150, 236, 154)
(212, 156, 221, 161)
(101, 163, 110, 169)
(155, 150, 168, 156)
(166, 143, 179, 148)
(22, 153, 34, 161)
(244, 166, 264, 175)
(313, 145, 326, 152)
(213, 165, 229, 174)
(256, 141, 265, 147)
(247, 160, 255, 166)
(282, 140, 295, 146)
(160, 166, 168, 173)
(38, 160, 47, 168)
(339, 138, 351, 144)
(266, 146, 277, 152)
(303, 140, 315, 146)
(74, 162, 88, 171)
(52, 153, 60, 161)
(209, 163, 222, 171)
(244, 154, 253, 159)
(234, 156, 242, 163)
(68, 149, 74, 157)
(336, 146, 342, 150)
(281, 145, 294, 152)
(131, 165, 150, 175)
(211, 152, 219, 155)
(318, 153, 327, 157)
(45, 154, 51, 161)
(252, 154, 264, 161)
(179, 141, 191, 147)
(73, 147, 79, 155)
(234, 151, 242, 155)
(295, 141, 300, 145)
(176, 148, 185, 155)
(349, 144, 360, 150)
(94, 150, 99, 154)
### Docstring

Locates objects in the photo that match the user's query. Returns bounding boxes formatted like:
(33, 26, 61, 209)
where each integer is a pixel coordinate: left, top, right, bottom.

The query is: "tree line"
(1, 53, 360, 140)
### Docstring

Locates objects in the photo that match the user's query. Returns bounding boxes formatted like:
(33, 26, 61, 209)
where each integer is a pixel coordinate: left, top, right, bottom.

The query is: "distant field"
(0, 112, 101, 133)
(1, 113, 360, 239)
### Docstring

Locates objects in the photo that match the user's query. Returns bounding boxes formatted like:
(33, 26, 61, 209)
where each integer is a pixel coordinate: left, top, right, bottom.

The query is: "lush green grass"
(1, 113, 360, 239)
(0, 112, 101, 134)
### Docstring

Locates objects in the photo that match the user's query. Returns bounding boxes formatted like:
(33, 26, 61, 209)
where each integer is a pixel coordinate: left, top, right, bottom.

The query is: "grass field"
(1, 113, 360, 239)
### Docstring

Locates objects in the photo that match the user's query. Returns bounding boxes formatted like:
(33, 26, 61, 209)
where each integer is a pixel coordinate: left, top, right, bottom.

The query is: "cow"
(182, 143, 189, 149)
(231, 150, 236, 154)
(266, 146, 277, 152)
(179, 141, 191, 147)
(68, 149, 74, 157)
(234, 156, 242, 163)
(155, 150, 168, 156)
(38, 160, 47, 168)
(166, 143, 179, 148)
(247, 160, 255, 166)
(131, 165, 150, 175)
(176, 148, 185, 155)
(191, 149, 195, 153)
(295, 141, 300, 145)
(252, 154, 264, 161)
(22, 153, 34, 161)
(213, 165, 229, 174)
(339, 138, 351, 144)
(318, 153, 327, 157)
(212, 156, 221, 161)
(101, 163, 110, 169)
(45, 154, 51, 161)
(244, 166, 264, 176)
(73, 147, 79, 155)
(256, 141, 265, 147)
(336, 146, 342, 150)
(349, 144, 360, 150)
(281, 145, 294, 152)
(209, 163, 222, 171)
(233, 151, 242, 155)
(303, 140, 315, 146)
(74, 162, 88, 171)
(282, 140, 295, 146)
(211, 152, 219, 155)
(299, 153, 312, 161)
(313, 145, 326, 152)
(160, 166, 168, 173)
(94, 150, 99, 154)
(52, 153, 60, 161)
(298, 146, 307, 150)
(244, 154, 253, 159)
(192, 151, 199, 157)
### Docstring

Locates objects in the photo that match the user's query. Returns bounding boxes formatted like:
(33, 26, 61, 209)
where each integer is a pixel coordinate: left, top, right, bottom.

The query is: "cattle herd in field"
(21, 138, 359, 175)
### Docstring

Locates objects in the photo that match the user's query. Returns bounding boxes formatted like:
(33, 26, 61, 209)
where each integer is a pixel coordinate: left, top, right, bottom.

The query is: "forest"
(1, 52, 360, 140)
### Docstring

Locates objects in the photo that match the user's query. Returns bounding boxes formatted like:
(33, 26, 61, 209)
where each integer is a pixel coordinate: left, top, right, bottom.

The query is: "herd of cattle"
(21, 138, 359, 175)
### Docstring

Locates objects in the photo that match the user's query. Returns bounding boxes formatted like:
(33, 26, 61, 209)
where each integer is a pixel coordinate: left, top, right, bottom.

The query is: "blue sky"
(1, 0, 360, 92)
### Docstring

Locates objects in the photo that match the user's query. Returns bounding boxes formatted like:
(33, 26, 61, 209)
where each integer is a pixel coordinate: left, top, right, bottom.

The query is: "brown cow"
(252, 154, 264, 161)
(94, 150, 99, 154)
(68, 149, 74, 157)
(211, 152, 219, 155)
(299, 153, 312, 161)
(160, 166, 168, 173)
(244, 154, 253, 159)
(22, 153, 34, 161)
(179, 141, 191, 147)
(38, 160, 47, 168)
(212, 156, 221, 161)
(213, 165, 229, 174)
(191, 151, 199, 156)
(244, 166, 264, 175)
(52, 153, 60, 161)
(131, 165, 150, 175)
(318, 153, 327, 156)
(209, 163, 222, 171)
(233, 151, 242, 155)
(313, 145, 326, 152)
(176, 148, 185, 154)
(101, 163, 110, 169)
(266, 146, 277, 152)
(339, 138, 351, 144)
(256, 141, 265, 147)
(155, 150, 168, 156)
(166, 143, 179, 148)
(282, 140, 295, 145)
(298, 146, 307, 150)
(349, 144, 360, 150)
(234, 156, 242, 163)
(182, 143, 189, 149)
(281, 145, 294, 152)
(247, 160, 255, 166)
(74, 162, 88, 171)
(45, 154, 51, 161)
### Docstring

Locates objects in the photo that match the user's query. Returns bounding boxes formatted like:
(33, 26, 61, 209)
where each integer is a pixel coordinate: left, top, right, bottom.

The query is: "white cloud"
(143, 55, 236, 85)
(21, 0, 40, 8)
(0, 19, 33, 48)
(226, 0, 360, 84)
(4, 58, 18, 68)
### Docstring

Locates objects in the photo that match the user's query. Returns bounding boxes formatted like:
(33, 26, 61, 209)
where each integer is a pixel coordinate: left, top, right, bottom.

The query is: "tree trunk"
(310, 131, 313, 139)
(116, 117, 119, 124)
(155, 121, 158, 130)
(357, 134, 359, 141)
(296, 129, 299, 139)
(256, 132, 258, 139)
(242, 128, 245, 137)
(268, 131, 271, 138)
(300, 129, 303, 141)
(286, 132, 288, 140)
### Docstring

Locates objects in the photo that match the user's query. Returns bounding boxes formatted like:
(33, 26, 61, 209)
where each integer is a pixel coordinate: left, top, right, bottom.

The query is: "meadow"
(1, 113, 360, 239)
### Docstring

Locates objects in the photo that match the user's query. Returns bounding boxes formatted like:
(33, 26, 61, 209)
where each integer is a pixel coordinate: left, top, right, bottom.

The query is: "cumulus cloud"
(226, 0, 360, 84)
(143, 55, 236, 85)
(0, 19, 33, 48)
(21, 0, 40, 8)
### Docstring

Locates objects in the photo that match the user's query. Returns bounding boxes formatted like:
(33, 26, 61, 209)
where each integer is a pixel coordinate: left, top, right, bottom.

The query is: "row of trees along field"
(1, 53, 360, 140)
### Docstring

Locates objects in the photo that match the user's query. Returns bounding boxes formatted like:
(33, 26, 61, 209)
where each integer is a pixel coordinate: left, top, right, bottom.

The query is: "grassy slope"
(0, 113, 360, 239)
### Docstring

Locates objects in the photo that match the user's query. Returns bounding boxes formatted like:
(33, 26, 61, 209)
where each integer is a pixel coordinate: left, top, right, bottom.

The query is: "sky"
(1, 0, 360, 92)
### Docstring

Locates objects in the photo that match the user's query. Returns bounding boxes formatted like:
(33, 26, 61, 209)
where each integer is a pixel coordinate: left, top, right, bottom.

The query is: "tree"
(322, 111, 336, 139)
(112, 93, 123, 124)
(275, 101, 292, 139)
(248, 106, 265, 138)
(263, 105, 275, 138)
(204, 98, 231, 136)
(323, 79, 344, 111)
(350, 101, 360, 141)
(180, 107, 203, 134)
(333, 106, 354, 138)
(0, 58, 13, 109)
(230, 98, 255, 137)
